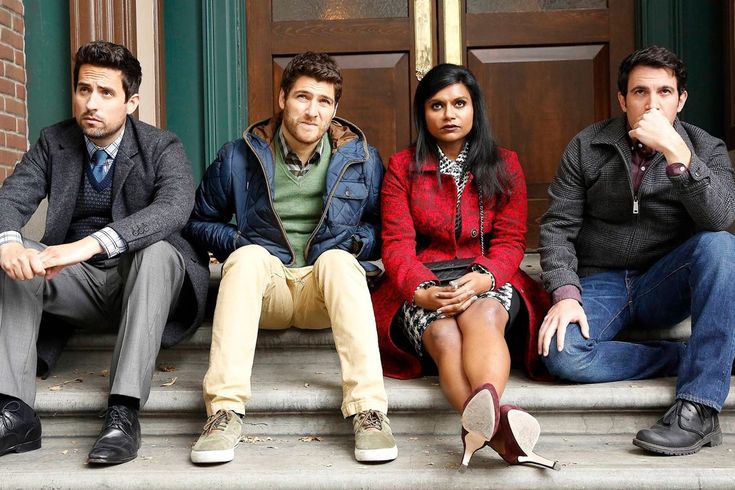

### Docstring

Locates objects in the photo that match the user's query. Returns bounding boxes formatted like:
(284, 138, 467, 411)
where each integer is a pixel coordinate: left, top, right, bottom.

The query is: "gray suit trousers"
(0, 239, 185, 407)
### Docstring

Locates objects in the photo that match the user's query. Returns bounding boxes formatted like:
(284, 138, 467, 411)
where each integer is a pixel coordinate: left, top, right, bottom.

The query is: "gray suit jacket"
(0, 116, 210, 374)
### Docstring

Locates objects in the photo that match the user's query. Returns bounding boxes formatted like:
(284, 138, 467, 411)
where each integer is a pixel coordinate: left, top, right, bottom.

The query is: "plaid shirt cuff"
(91, 227, 128, 257)
(0, 231, 23, 247)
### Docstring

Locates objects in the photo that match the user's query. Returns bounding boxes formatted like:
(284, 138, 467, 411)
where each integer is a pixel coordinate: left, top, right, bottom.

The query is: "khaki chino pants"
(203, 245, 388, 417)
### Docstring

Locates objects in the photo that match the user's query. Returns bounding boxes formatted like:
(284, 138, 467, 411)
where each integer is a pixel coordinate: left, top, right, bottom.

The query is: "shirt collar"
(84, 128, 125, 160)
(278, 127, 325, 166)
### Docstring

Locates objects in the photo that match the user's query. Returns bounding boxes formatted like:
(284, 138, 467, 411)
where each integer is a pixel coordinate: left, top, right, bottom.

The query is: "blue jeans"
(544, 231, 735, 411)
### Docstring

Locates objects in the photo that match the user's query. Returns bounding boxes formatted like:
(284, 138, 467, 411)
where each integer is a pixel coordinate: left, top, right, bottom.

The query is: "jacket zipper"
(245, 136, 297, 266)
(303, 158, 362, 263)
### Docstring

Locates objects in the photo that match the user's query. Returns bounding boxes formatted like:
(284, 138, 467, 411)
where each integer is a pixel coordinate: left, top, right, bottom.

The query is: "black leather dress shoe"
(633, 399, 722, 456)
(88, 405, 141, 464)
(0, 397, 42, 456)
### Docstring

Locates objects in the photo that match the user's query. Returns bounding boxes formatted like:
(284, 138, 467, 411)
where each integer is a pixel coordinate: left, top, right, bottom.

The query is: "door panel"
(468, 44, 609, 248)
(464, 1, 634, 248)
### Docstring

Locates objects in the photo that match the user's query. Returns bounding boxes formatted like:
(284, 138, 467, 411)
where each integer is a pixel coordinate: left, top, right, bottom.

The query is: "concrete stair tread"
(35, 348, 735, 415)
(2, 433, 735, 489)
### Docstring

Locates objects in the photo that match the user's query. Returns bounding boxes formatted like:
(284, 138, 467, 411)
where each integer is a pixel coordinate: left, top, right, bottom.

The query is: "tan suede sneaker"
(190, 409, 243, 464)
(352, 409, 398, 462)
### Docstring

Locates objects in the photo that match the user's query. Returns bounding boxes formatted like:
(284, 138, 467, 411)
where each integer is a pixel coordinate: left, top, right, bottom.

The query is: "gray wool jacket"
(539, 115, 735, 295)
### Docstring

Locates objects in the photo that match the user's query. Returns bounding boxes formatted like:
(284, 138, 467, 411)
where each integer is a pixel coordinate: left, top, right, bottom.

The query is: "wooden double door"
(247, 0, 634, 249)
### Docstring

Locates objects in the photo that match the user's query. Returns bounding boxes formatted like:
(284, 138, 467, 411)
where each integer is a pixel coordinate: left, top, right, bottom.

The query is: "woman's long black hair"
(413, 63, 510, 200)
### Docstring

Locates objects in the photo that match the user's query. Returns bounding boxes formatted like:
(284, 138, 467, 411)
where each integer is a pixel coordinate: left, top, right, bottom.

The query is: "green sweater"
(273, 133, 331, 267)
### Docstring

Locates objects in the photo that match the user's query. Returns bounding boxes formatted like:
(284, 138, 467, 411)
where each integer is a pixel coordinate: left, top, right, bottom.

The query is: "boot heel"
(14, 438, 41, 453)
(708, 429, 723, 447)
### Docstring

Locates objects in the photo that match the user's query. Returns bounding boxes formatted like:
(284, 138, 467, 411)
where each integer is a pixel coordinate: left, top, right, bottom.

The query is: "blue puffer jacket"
(185, 116, 384, 274)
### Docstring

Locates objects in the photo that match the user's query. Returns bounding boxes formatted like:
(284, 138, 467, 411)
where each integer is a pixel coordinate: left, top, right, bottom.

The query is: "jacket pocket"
(333, 181, 368, 200)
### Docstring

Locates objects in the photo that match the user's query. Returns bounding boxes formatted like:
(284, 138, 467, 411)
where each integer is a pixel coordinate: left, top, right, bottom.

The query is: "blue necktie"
(91, 149, 109, 184)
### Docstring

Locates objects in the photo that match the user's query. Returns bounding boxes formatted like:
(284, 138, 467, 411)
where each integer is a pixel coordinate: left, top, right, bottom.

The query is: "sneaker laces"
(203, 410, 233, 434)
(357, 410, 383, 431)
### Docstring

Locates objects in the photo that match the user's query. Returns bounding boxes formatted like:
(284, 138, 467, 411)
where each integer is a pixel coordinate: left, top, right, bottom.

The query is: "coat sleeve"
(0, 130, 51, 233)
(183, 142, 242, 262)
(474, 150, 528, 289)
(380, 151, 438, 301)
(538, 136, 586, 293)
(108, 131, 195, 251)
(351, 145, 384, 261)
(671, 133, 735, 230)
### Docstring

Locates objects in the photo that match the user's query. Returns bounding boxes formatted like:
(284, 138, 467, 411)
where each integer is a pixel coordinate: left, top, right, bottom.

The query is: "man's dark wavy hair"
(618, 45, 687, 96)
(280, 52, 343, 103)
(73, 41, 142, 101)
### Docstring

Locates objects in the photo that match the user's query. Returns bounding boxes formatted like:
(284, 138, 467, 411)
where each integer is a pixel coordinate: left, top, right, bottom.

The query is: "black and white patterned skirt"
(400, 282, 515, 357)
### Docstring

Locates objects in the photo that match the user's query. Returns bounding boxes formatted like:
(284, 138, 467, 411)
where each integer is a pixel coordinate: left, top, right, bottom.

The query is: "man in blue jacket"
(186, 52, 396, 464)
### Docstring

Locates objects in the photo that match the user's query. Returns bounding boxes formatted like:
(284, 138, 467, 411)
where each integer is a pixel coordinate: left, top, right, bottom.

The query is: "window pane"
(273, 0, 408, 22)
(467, 0, 607, 14)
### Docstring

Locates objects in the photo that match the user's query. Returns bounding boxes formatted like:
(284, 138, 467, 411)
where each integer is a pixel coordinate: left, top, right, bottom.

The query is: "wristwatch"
(666, 162, 688, 177)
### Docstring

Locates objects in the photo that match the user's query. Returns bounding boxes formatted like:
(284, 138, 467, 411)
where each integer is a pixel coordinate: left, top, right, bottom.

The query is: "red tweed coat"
(372, 147, 550, 380)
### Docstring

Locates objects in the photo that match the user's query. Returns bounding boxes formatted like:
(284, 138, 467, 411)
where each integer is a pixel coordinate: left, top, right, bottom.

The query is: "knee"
(313, 249, 362, 276)
(223, 244, 271, 274)
(458, 299, 507, 335)
(424, 323, 462, 358)
(691, 231, 735, 266)
(542, 329, 598, 382)
(133, 241, 182, 269)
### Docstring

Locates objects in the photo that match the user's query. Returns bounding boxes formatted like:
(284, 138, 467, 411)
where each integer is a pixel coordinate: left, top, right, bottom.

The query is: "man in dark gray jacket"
(538, 46, 735, 456)
(0, 41, 208, 465)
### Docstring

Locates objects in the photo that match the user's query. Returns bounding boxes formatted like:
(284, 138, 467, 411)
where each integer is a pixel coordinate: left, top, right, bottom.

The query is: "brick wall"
(0, 0, 26, 183)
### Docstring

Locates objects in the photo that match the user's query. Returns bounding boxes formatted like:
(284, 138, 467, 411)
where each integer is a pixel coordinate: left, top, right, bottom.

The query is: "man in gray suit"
(0, 41, 209, 465)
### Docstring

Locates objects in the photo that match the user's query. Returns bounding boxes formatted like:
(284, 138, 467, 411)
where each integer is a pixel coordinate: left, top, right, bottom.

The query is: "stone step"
(34, 348, 735, 436)
(2, 432, 735, 489)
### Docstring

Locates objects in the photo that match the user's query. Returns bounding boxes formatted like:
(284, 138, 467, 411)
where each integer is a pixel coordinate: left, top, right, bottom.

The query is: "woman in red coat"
(372, 64, 557, 471)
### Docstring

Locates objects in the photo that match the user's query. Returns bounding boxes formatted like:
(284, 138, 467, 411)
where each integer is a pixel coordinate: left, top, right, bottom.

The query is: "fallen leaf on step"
(304, 383, 310, 388)
(299, 436, 321, 442)
(160, 377, 178, 387)
(61, 450, 68, 455)
(99, 369, 109, 377)
(157, 364, 176, 373)
(49, 378, 83, 391)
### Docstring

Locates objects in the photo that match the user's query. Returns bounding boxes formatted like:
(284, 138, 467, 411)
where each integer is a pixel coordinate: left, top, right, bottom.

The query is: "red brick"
(11, 12, 23, 33)
(0, 9, 11, 28)
(4, 96, 24, 117)
(0, 131, 5, 147)
(14, 48, 23, 67)
(3, 62, 24, 84)
(0, 27, 23, 51)
(0, 43, 12, 62)
(6, 132, 27, 151)
(0, 149, 21, 166)
(3, 1, 23, 16)
(0, 77, 12, 95)
(0, 113, 14, 130)
(15, 82, 24, 100)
